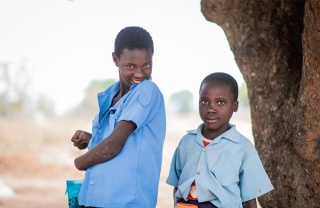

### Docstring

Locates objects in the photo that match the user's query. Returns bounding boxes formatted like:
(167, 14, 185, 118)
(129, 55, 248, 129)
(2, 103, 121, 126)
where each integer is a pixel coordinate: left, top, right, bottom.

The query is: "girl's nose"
(134, 68, 144, 78)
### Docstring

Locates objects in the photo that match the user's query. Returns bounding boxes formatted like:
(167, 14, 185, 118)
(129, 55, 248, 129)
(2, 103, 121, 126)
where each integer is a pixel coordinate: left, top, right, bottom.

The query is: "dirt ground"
(0, 111, 259, 208)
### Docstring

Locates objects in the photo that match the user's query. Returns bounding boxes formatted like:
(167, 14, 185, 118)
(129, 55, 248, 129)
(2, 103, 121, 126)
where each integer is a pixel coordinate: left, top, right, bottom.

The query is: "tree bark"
(201, 0, 320, 207)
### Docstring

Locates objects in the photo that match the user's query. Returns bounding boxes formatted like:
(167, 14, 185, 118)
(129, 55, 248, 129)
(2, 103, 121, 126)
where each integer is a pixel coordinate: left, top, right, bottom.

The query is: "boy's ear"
(233, 100, 239, 112)
(112, 52, 119, 67)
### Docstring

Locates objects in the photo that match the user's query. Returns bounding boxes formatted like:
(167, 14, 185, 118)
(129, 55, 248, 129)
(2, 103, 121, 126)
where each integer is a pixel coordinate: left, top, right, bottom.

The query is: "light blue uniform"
(78, 79, 166, 208)
(166, 124, 273, 208)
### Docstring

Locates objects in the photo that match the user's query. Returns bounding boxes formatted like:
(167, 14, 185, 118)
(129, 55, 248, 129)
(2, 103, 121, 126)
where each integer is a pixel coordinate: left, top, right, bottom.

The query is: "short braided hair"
(114, 26, 154, 58)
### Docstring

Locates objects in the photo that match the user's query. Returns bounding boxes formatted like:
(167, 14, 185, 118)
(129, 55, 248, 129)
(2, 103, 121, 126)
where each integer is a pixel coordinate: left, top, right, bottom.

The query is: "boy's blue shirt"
(166, 123, 274, 208)
(78, 79, 166, 208)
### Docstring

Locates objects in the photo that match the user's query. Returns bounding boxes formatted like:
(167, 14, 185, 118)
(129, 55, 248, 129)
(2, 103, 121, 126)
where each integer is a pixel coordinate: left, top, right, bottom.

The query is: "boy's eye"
(201, 100, 209, 105)
(218, 101, 225, 105)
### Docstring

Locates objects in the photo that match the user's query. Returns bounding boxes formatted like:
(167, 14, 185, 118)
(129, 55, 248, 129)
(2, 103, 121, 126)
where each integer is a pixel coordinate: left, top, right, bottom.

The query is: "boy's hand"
(71, 130, 92, 150)
(242, 198, 257, 208)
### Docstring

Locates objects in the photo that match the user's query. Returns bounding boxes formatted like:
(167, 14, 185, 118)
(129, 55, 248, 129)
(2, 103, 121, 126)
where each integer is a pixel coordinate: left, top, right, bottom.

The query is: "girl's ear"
(233, 100, 239, 112)
(112, 52, 119, 67)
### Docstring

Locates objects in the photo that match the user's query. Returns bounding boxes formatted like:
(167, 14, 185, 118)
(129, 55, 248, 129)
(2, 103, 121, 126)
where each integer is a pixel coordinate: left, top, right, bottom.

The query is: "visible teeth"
(133, 80, 141, 83)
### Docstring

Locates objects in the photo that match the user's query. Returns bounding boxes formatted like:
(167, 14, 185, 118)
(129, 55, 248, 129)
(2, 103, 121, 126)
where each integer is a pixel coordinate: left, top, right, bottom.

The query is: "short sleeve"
(118, 81, 164, 129)
(166, 148, 181, 187)
(239, 150, 274, 201)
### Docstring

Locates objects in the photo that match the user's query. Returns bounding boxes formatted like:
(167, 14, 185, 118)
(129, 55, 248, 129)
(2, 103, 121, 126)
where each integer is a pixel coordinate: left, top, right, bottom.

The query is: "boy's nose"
(207, 105, 217, 113)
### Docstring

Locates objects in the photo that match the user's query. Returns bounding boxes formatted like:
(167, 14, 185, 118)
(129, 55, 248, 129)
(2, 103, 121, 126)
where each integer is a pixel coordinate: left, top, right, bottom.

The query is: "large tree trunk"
(201, 0, 320, 207)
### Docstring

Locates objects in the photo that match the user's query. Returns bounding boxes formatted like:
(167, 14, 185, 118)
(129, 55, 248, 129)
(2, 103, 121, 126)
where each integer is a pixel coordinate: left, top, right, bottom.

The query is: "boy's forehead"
(200, 80, 237, 100)
(201, 81, 233, 95)
(202, 81, 230, 89)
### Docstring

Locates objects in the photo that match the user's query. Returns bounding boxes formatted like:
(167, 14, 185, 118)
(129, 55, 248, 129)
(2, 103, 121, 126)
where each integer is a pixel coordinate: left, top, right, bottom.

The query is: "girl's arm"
(74, 120, 136, 170)
(242, 198, 257, 208)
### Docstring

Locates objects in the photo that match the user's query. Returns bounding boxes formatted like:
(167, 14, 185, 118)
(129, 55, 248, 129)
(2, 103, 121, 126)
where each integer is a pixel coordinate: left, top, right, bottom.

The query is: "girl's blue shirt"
(78, 79, 166, 208)
(166, 123, 273, 208)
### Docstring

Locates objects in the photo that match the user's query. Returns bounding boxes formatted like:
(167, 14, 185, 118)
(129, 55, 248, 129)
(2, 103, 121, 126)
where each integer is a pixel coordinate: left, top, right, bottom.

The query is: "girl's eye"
(143, 64, 151, 69)
(126, 65, 134, 69)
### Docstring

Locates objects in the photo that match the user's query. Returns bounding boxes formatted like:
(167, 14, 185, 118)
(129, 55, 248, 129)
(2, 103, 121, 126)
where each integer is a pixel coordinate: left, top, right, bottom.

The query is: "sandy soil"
(0, 111, 259, 208)
(0, 153, 83, 208)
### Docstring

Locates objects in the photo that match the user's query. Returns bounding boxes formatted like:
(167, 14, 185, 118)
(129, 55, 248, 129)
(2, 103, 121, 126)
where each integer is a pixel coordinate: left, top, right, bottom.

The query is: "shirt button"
(197, 172, 200, 175)
(90, 181, 94, 184)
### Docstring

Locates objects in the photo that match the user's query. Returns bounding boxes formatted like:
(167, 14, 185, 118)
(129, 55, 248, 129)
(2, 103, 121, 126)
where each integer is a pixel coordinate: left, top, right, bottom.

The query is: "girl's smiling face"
(113, 48, 152, 94)
(199, 81, 238, 140)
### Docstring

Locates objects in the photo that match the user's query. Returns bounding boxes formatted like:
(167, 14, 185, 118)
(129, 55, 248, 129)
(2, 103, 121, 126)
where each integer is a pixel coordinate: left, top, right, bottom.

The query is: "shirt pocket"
(209, 151, 241, 187)
(112, 102, 124, 126)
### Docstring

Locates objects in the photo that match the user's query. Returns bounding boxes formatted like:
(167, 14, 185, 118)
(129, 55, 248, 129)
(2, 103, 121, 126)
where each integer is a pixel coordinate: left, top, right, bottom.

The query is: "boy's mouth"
(205, 118, 218, 123)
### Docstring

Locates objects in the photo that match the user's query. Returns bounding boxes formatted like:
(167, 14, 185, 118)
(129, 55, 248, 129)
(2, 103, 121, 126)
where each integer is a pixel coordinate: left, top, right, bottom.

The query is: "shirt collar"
(97, 82, 120, 111)
(187, 123, 241, 145)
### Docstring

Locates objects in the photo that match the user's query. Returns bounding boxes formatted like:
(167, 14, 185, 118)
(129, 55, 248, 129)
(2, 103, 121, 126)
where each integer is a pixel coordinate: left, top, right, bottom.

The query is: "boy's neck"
(201, 123, 231, 140)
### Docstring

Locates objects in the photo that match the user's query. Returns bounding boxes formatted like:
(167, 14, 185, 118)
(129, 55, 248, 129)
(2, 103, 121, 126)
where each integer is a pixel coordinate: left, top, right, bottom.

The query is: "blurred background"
(0, 0, 252, 207)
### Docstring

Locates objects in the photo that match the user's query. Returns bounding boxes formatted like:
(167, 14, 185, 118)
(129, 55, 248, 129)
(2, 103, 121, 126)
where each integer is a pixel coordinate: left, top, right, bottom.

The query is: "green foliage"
(67, 79, 117, 117)
(84, 79, 116, 95)
(238, 82, 249, 107)
(168, 90, 195, 114)
(35, 94, 56, 117)
(0, 59, 38, 118)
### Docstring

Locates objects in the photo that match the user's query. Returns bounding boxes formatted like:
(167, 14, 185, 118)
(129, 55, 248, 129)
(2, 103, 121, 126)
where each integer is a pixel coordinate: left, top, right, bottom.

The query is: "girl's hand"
(71, 130, 92, 150)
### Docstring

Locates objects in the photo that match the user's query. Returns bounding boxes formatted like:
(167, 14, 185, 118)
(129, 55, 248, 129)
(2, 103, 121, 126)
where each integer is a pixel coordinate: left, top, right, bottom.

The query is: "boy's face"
(199, 81, 238, 139)
(113, 48, 152, 92)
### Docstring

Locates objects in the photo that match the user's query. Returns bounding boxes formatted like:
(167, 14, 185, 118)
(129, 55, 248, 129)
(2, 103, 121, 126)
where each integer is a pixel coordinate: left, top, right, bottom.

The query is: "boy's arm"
(74, 120, 136, 170)
(173, 187, 184, 207)
(173, 187, 178, 208)
(242, 198, 257, 208)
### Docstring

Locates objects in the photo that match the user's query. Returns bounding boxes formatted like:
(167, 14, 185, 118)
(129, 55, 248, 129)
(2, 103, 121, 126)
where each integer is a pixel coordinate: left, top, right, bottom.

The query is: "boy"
(71, 26, 166, 208)
(166, 72, 273, 208)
